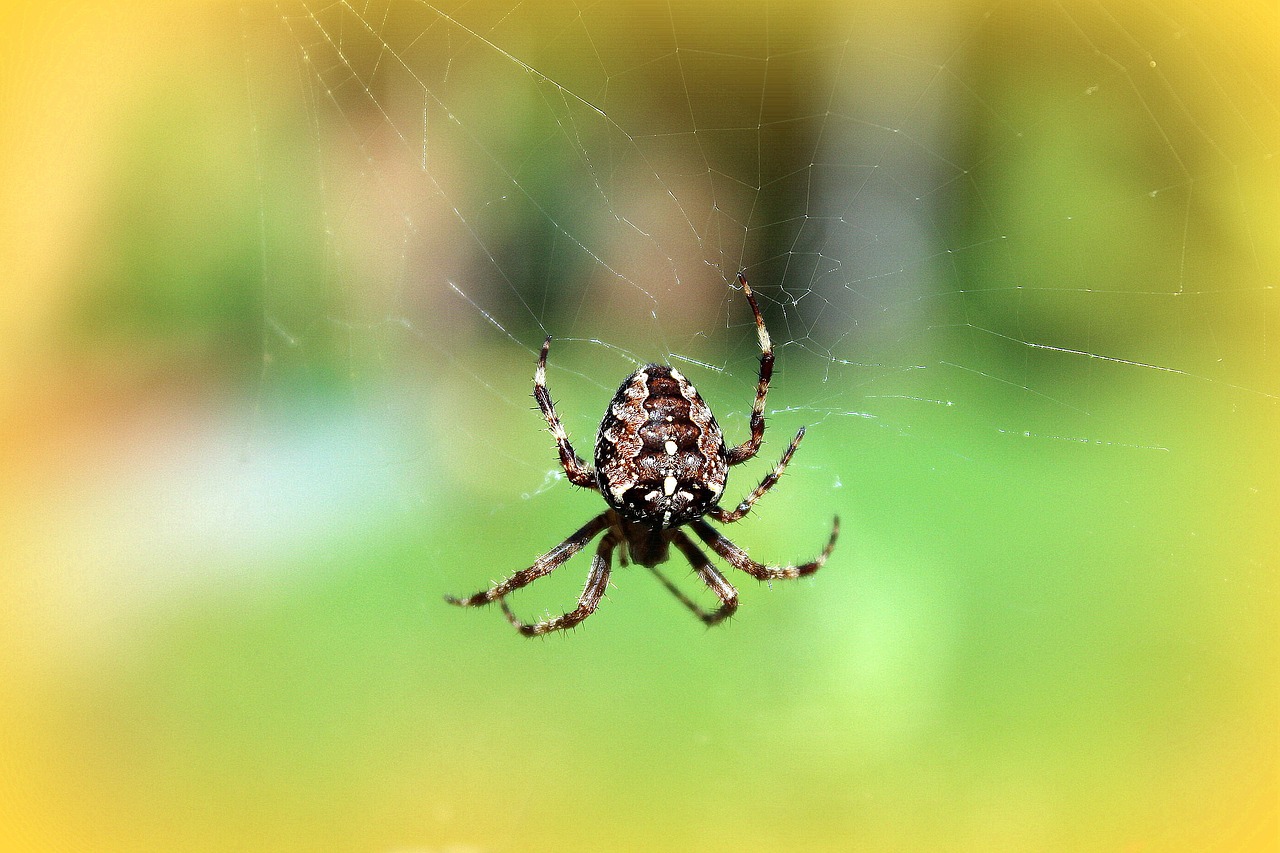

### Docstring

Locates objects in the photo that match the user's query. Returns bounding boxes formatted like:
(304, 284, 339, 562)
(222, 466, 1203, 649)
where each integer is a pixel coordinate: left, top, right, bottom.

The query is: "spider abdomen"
(595, 365, 728, 528)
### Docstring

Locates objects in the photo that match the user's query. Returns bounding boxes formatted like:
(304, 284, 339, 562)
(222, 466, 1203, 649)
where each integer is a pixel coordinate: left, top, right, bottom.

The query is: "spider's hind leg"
(726, 273, 774, 467)
(533, 336, 598, 489)
(711, 425, 806, 524)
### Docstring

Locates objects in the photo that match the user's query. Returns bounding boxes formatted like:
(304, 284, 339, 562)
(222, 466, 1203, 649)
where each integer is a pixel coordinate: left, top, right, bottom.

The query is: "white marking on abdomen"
(663, 476, 677, 496)
(664, 440, 677, 455)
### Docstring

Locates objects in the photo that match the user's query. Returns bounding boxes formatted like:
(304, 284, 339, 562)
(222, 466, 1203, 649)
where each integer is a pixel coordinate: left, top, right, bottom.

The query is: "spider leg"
(500, 533, 616, 636)
(444, 513, 609, 608)
(726, 273, 774, 466)
(710, 426, 805, 524)
(534, 336, 598, 489)
(648, 530, 739, 626)
(691, 517, 839, 580)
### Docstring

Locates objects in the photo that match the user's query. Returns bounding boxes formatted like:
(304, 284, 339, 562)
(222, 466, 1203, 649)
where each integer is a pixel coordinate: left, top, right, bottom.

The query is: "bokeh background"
(1, 1, 1276, 851)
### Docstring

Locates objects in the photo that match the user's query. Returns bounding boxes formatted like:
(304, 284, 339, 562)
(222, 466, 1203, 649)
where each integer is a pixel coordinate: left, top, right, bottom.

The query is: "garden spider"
(445, 274, 839, 636)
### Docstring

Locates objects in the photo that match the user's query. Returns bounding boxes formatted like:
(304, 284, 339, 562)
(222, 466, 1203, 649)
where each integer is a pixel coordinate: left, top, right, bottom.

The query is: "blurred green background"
(1, 1, 1276, 851)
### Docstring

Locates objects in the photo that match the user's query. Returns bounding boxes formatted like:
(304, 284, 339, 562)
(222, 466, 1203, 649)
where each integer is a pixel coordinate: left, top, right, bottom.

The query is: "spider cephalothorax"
(445, 273, 839, 636)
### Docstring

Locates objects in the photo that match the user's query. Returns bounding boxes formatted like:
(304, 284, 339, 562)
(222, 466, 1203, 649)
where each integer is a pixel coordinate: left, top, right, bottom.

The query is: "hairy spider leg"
(500, 533, 616, 636)
(726, 273, 775, 466)
(711, 425, 806, 524)
(691, 517, 839, 580)
(534, 336, 598, 489)
(443, 513, 609, 607)
(646, 530, 739, 626)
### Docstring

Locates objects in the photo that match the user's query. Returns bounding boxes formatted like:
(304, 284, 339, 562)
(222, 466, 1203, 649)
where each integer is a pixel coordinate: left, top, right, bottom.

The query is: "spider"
(445, 273, 839, 636)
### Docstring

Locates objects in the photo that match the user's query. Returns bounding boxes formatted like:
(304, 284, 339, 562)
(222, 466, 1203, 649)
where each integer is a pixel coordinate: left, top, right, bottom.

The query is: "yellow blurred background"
(1, 1, 1276, 851)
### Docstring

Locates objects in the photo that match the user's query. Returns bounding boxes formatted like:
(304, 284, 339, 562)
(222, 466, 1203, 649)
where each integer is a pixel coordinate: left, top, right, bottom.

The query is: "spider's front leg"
(647, 530, 739, 626)
(534, 336, 598, 489)
(692, 517, 839, 580)
(500, 533, 617, 636)
(444, 513, 609, 608)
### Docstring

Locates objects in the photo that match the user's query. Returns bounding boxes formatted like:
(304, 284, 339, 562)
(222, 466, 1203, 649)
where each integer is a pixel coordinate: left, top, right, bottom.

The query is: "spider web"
(241, 0, 1279, 608)
(233, 0, 1277, 847)
(244, 0, 1277, 464)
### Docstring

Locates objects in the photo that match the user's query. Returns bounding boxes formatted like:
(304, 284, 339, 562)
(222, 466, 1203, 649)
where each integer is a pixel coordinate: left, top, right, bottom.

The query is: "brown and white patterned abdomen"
(594, 365, 729, 528)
